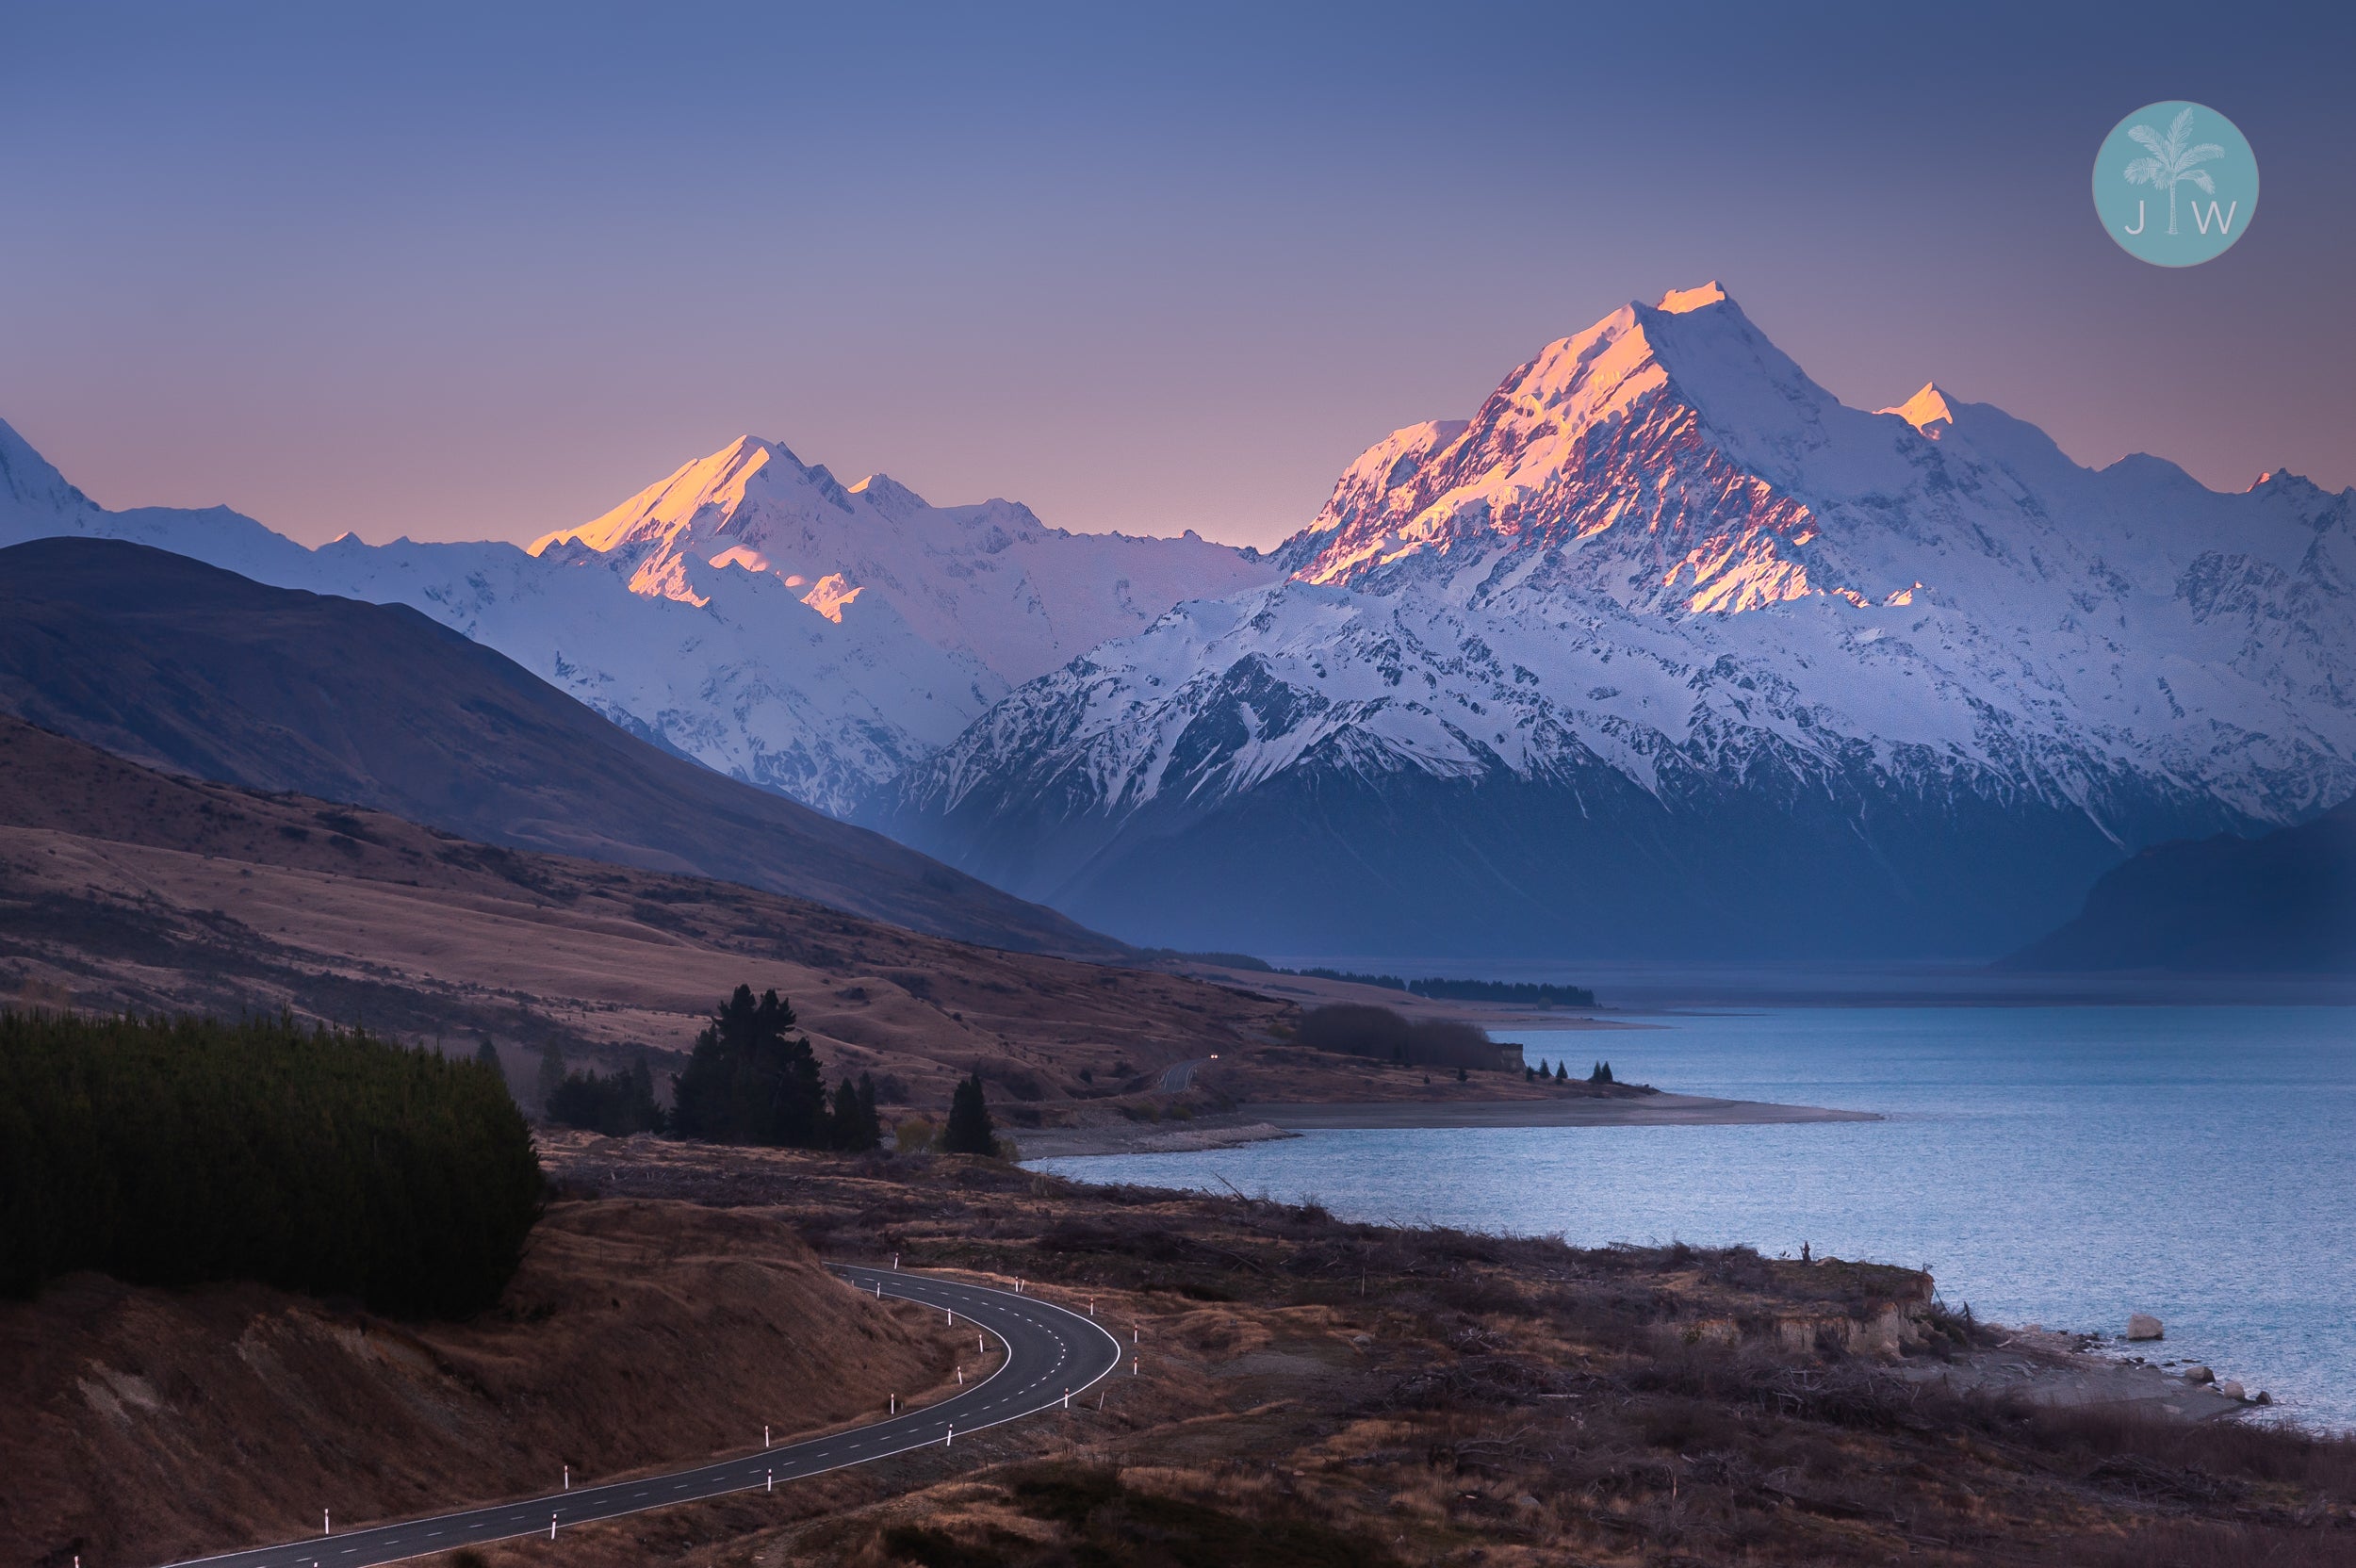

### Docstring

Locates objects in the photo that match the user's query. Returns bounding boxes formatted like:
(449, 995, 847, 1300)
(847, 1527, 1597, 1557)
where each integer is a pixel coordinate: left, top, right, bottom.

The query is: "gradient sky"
(3, 1, 2350, 551)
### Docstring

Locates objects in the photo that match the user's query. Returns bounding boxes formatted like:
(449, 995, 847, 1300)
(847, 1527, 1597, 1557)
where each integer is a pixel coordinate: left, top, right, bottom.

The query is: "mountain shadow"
(2001, 801, 2356, 973)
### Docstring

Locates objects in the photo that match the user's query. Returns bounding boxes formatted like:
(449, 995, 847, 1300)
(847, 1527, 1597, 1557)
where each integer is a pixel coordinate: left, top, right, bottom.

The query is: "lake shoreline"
(1016, 1090, 1876, 1159)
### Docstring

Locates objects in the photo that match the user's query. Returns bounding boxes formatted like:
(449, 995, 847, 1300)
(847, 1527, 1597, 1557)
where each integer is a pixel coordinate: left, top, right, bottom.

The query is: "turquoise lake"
(1033, 1005, 2356, 1430)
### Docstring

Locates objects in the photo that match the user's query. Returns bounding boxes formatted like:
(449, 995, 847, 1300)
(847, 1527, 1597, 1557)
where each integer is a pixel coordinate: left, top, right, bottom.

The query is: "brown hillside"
(0, 712, 1291, 1107)
(0, 536, 1113, 956)
(0, 1200, 976, 1568)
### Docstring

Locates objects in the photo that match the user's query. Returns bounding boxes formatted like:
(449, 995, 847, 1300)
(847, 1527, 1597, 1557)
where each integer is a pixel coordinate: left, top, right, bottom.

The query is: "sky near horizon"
(3, 2, 2351, 551)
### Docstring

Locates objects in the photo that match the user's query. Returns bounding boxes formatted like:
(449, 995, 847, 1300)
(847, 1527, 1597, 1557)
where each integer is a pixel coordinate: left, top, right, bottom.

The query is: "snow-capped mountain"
(531, 435, 1276, 686)
(0, 423, 1266, 814)
(878, 284, 2356, 958)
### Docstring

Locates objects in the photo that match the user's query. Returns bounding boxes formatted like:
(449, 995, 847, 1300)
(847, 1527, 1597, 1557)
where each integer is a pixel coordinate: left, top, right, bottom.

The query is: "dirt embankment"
(0, 1200, 974, 1568)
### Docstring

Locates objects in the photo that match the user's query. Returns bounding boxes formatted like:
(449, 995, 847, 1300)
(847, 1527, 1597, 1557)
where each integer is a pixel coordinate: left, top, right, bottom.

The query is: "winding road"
(1159, 1055, 1212, 1092)
(155, 1267, 1124, 1568)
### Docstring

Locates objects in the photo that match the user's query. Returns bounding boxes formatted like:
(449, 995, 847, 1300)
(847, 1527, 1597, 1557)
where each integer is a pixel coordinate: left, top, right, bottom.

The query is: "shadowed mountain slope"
(0, 537, 1117, 956)
(2003, 800, 2356, 973)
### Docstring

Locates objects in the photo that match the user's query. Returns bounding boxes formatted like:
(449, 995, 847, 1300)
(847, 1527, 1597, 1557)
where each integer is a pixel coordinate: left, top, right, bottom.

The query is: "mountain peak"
(1656, 281, 1729, 315)
(848, 472, 929, 515)
(0, 416, 93, 518)
(1882, 383, 1958, 434)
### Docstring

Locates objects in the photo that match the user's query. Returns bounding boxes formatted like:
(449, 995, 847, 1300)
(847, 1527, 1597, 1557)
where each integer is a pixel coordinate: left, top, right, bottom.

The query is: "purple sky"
(3, 2, 2349, 552)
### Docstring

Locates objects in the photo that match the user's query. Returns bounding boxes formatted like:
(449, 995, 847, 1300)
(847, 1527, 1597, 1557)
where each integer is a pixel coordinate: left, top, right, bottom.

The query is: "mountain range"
(0, 421, 1268, 816)
(7, 282, 2350, 960)
(877, 285, 2356, 956)
(0, 539, 1112, 956)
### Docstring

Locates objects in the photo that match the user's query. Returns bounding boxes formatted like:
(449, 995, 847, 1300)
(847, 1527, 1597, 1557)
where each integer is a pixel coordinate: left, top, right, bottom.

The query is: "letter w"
(2191, 200, 2239, 236)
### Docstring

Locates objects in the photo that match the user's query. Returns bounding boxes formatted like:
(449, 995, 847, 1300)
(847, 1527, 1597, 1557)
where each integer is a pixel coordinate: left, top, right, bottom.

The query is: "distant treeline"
(545, 1054, 667, 1137)
(0, 1010, 541, 1316)
(1281, 969, 1596, 1009)
(1297, 1004, 1506, 1070)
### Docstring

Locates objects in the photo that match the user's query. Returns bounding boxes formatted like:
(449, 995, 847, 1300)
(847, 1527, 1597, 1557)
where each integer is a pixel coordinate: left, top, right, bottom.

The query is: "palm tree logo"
(2121, 106, 2224, 237)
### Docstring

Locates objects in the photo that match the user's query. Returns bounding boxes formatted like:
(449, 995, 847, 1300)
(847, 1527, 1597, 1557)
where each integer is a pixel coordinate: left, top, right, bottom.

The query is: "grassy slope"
(0, 711, 1299, 1107)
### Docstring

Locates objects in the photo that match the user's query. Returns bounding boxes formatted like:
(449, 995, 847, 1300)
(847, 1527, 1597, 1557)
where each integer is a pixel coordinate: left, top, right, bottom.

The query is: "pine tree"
(941, 1073, 998, 1156)
(670, 986, 829, 1148)
(853, 1072, 881, 1152)
(829, 1075, 864, 1151)
(0, 1010, 541, 1316)
(475, 1037, 509, 1100)
(1554, 1061, 1569, 1083)
(629, 1054, 660, 1122)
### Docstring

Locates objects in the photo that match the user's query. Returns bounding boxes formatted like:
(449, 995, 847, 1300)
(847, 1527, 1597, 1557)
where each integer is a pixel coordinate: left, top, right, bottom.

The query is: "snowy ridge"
(883, 286, 2356, 956)
(0, 425, 1267, 815)
(532, 434, 1277, 686)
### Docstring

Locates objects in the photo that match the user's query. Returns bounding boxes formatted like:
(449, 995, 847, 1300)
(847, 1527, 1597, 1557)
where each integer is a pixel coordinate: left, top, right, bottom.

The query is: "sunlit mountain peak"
(1656, 280, 1729, 314)
(1882, 383, 1958, 434)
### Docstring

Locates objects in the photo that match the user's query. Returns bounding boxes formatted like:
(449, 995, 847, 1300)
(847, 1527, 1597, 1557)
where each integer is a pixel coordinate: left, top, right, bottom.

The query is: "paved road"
(155, 1268, 1124, 1568)
(1159, 1056, 1212, 1091)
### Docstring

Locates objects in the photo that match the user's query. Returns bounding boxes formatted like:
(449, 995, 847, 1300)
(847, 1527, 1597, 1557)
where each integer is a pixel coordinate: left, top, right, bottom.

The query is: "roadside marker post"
(323, 1510, 330, 1535)
(564, 1463, 570, 1489)
(890, 1394, 896, 1414)
(1132, 1357, 1139, 1377)
(765, 1424, 771, 1447)
(946, 1425, 954, 1447)
(767, 1469, 774, 1493)
(550, 1512, 557, 1540)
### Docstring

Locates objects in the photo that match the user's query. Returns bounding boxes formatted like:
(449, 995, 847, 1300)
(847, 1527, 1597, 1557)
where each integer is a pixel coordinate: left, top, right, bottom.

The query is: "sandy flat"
(1239, 1093, 1880, 1129)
